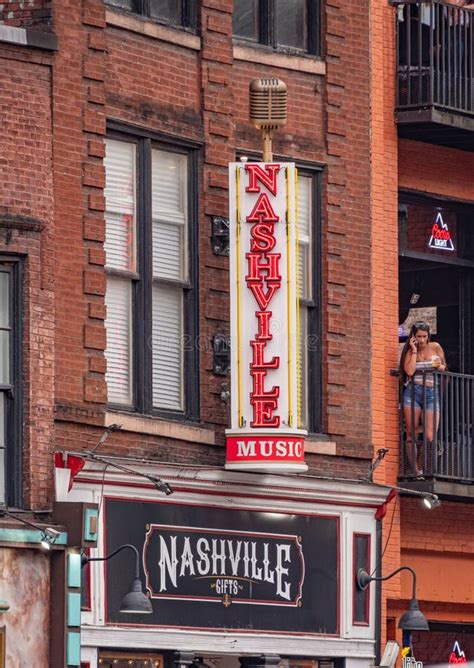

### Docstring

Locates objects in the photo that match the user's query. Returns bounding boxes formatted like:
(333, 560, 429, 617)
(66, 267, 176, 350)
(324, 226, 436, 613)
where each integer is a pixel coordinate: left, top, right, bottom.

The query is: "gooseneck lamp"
(82, 543, 152, 615)
(357, 565, 429, 631)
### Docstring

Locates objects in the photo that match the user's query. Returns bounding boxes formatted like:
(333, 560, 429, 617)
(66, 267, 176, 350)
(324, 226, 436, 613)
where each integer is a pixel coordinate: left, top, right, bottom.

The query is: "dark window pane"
(275, 0, 307, 50)
(150, 0, 182, 23)
(106, 0, 133, 10)
(353, 534, 370, 624)
(81, 555, 90, 610)
(0, 394, 5, 503)
(0, 272, 10, 328)
(233, 0, 259, 41)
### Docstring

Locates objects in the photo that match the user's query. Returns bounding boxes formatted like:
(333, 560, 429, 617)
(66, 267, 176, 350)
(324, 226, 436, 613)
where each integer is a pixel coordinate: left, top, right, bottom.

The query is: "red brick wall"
(48, 0, 375, 482)
(0, 46, 55, 508)
(0, 0, 52, 29)
(413, 631, 474, 664)
(4, 2, 474, 658)
(401, 498, 474, 555)
(374, 9, 474, 651)
(53, 0, 107, 412)
(398, 499, 474, 622)
(199, 0, 235, 436)
(1, 0, 378, 500)
(323, 0, 373, 457)
(105, 39, 201, 139)
(399, 139, 474, 203)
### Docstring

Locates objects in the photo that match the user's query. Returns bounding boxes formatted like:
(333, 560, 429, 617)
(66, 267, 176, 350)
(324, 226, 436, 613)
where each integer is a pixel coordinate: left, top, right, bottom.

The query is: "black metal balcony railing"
(396, 0, 474, 114)
(399, 370, 474, 482)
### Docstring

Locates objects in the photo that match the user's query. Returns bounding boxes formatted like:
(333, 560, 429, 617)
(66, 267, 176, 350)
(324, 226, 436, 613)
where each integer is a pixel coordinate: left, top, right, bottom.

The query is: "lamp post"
(82, 543, 152, 615)
(357, 565, 429, 631)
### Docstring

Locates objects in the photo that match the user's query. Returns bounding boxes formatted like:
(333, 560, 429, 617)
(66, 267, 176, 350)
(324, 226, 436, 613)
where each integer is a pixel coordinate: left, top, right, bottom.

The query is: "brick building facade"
(0, 0, 473, 666)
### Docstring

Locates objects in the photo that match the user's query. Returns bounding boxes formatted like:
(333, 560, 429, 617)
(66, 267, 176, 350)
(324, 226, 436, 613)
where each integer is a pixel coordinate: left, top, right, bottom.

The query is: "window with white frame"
(297, 171, 321, 432)
(104, 134, 199, 419)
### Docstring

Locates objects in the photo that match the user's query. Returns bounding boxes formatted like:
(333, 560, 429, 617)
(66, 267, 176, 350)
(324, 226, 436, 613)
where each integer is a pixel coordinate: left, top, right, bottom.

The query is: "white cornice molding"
(81, 625, 375, 659)
(70, 457, 388, 509)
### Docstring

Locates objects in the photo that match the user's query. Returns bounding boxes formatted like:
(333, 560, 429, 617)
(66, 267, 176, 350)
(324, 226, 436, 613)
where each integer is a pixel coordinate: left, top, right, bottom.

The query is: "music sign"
(226, 163, 307, 473)
(104, 498, 339, 634)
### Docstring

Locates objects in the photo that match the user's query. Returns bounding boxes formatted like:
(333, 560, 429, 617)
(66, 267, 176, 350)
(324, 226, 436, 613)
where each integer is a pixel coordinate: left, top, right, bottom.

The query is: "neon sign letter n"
(245, 164, 281, 196)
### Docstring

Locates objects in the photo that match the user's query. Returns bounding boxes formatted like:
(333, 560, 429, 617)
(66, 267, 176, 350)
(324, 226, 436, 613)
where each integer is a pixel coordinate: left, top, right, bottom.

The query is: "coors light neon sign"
(226, 163, 307, 472)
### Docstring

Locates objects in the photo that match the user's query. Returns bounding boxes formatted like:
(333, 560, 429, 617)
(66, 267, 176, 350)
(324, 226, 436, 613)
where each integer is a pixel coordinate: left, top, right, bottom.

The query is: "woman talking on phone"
(399, 321, 447, 478)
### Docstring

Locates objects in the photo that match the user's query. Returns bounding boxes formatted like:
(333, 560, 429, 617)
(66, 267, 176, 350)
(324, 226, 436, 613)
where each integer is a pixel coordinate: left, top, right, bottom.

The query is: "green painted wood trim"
(67, 553, 81, 588)
(66, 631, 81, 666)
(67, 592, 81, 627)
(84, 508, 98, 542)
(0, 528, 67, 546)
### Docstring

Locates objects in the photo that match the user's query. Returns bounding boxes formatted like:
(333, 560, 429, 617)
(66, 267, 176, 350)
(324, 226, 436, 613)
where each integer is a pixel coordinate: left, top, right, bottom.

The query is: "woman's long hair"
(399, 321, 431, 381)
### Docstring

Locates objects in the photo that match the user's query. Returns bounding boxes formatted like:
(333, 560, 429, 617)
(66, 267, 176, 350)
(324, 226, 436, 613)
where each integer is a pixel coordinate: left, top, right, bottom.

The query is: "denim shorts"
(403, 383, 439, 412)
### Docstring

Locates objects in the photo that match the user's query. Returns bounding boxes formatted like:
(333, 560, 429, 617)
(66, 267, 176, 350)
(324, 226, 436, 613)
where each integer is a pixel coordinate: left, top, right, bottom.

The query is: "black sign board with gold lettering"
(104, 498, 339, 634)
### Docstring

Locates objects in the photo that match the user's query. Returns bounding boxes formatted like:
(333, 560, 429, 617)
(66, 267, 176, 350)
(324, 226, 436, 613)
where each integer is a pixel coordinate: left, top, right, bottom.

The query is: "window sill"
(304, 435, 336, 455)
(233, 44, 326, 76)
(0, 25, 58, 51)
(105, 410, 334, 453)
(105, 8, 201, 51)
(105, 410, 216, 445)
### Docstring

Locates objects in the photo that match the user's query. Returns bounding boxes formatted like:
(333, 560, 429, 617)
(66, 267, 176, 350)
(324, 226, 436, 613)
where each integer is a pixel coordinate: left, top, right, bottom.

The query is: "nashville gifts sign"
(226, 162, 307, 472)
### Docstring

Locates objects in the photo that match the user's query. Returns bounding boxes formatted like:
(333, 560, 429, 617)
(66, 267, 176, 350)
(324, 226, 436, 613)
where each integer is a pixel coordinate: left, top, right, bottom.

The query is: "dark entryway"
(412, 622, 474, 666)
(398, 193, 474, 496)
(399, 194, 474, 374)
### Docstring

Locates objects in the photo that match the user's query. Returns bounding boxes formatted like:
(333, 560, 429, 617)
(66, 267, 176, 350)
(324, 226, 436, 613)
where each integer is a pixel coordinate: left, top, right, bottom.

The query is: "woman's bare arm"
(434, 342, 447, 371)
(403, 339, 418, 376)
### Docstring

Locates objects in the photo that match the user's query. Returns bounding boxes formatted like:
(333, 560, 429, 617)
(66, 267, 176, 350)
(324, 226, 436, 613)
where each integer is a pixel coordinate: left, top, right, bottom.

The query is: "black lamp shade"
(398, 598, 429, 631)
(119, 578, 153, 615)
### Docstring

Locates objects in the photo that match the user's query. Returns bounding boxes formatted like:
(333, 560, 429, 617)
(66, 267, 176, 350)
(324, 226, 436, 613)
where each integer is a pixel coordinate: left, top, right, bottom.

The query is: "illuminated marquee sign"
(428, 212, 454, 251)
(449, 641, 467, 665)
(226, 163, 307, 472)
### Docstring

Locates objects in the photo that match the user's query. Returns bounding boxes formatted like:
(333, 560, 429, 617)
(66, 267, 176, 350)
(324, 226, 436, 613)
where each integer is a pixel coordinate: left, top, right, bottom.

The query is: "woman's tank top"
(413, 359, 434, 384)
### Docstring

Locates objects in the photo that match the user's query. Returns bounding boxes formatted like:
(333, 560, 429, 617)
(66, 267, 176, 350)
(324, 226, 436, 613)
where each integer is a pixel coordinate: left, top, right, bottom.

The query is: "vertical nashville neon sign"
(225, 162, 308, 473)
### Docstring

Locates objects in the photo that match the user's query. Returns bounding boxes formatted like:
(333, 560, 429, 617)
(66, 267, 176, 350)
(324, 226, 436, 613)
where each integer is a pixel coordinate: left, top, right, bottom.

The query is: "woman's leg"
(424, 409, 440, 443)
(422, 402, 441, 470)
(404, 404, 422, 475)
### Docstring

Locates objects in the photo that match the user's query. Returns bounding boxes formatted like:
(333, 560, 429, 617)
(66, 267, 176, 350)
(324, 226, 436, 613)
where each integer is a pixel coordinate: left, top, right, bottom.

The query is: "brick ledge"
(105, 411, 216, 445)
(0, 214, 43, 232)
(105, 8, 200, 51)
(104, 412, 335, 453)
(233, 44, 326, 75)
(305, 439, 337, 455)
(0, 25, 57, 51)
